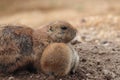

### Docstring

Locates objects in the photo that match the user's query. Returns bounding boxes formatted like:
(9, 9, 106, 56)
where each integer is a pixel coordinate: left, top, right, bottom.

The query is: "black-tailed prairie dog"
(0, 21, 77, 73)
(33, 21, 77, 71)
(40, 43, 79, 77)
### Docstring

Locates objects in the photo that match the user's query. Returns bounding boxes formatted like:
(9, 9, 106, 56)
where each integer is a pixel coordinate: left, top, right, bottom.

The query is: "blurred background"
(0, 0, 120, 42)
(0, 0, 120, 27)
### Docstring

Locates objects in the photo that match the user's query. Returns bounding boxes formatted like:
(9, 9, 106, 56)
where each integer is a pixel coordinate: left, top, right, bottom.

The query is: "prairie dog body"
(0, 21, 77, 73)
(0, 25, 34, 73)
(40, 43, 79, 77)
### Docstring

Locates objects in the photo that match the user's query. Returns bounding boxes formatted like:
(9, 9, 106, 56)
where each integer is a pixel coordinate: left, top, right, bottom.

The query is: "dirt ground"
(0, 0, 120, 80)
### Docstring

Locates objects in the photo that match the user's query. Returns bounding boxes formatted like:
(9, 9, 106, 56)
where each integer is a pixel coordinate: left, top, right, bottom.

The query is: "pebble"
(8, 76, 14, 80)
(103, 69, 116, 79)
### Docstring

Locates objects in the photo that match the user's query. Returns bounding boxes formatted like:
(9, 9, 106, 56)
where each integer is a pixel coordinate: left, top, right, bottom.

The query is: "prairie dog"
(33, 21, 77, 70)
(40, 43, 79, 77)
(33, 21, 77, 56)
(0, 21, 77, 73)
(0, 25, 34, 73)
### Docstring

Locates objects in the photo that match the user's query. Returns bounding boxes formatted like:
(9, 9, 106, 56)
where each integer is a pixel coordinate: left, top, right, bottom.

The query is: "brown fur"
(0, 21, 77, 73)
(0, 25, 34, 73)
(40, 43, 79, 77)
(33, 29, 53, 71)
(33, 21, 77, 71)
(35, 21, 77, 43)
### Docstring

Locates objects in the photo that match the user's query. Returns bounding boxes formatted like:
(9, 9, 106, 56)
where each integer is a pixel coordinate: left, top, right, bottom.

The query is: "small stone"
(71, 40, 81, 45)
(47, 76, 55, 80)
(8, 76, 14, 80)
(81, 18, 86, 23)
(36, 75, 40, 78)
(30, 75, 33, 78)
(103, 69, 116, 79)
(101, 41, 108, 44)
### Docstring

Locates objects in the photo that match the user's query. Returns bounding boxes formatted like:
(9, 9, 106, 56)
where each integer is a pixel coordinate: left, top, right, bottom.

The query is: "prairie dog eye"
(61, 26, 67, 30)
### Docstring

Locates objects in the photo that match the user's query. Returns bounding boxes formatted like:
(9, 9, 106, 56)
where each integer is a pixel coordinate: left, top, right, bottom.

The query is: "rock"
(8, 76, 14, 80)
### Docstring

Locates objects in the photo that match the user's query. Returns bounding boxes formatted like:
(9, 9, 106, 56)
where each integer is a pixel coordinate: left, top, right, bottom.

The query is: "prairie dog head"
(46, 21, 77, 43)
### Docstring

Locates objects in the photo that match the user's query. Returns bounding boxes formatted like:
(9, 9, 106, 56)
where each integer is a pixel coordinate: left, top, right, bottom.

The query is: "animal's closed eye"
(61, 26, 67, 30)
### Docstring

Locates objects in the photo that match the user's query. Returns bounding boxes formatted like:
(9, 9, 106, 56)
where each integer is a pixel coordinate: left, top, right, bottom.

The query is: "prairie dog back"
(0, 25, 34, 73)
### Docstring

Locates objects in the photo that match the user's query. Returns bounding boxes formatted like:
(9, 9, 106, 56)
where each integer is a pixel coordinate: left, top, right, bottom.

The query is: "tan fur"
(33, 29, 53, 71)
(40, 43, 79, 77)
(34, 21, 77, 43)
(33, 21, 77, 71)
(0, 21, 77, 73)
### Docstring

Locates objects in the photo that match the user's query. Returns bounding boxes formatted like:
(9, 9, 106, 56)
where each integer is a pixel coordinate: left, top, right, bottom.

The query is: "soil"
(0, 0, 120, 80)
